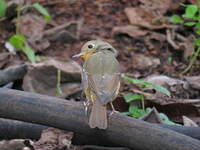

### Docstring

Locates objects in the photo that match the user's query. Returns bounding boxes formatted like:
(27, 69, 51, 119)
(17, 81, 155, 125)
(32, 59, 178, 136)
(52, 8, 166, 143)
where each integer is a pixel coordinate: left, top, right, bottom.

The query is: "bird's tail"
(89, 99, 107, 129)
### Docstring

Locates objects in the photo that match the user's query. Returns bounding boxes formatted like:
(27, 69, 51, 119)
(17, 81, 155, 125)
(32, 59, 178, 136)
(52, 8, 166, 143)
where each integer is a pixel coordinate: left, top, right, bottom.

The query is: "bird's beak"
(72, 52, 85, 58)
(73, 51, 93, 60)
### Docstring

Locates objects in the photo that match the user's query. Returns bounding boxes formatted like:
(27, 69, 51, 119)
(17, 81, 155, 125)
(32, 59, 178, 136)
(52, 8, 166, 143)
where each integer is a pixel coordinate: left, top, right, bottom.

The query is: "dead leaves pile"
(112, 0, 196, 73)
(23, 58, 82, 98)
(141, 75, 200, 124)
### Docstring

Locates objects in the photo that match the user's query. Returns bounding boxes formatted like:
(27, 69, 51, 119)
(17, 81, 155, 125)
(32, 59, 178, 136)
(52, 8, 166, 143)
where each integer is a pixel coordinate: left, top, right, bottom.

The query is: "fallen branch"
(166, 29, 179, 49)
(0, 88, 200, 150)
(1, 118, 200, 142)
(0, 118, 46, 140)
(146, 96, 200, 105)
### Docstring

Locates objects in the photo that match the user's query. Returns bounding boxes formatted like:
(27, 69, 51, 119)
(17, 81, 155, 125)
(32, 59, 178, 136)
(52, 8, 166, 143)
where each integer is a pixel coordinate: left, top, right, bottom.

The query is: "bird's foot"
(84, 101, 91, 115)
(109, 110, 119, 116)
(109, 102, 119, 116)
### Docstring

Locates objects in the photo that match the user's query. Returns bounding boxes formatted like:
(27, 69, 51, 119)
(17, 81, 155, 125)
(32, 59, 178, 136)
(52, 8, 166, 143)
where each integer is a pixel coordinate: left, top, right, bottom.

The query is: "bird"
(73, 40, 120, 129)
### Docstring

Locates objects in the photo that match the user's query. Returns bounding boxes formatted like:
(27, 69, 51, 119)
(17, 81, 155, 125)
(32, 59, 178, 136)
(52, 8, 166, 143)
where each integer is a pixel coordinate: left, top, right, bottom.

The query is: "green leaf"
(193, 15, 200, 20)
(184, 22, 196, 26)
(170, 15, 183, 24)
(122, 75, 151, 87)
(0, 0, 6, 18)
(9, 34, 26, 49)
(159, 113, 182, 126)
(9, 34, 37, 63)
(32, 3, 51, 22)
(121, 112, 130, 115)
(23, 43, 36, 63)
(123, 93, 143, 103)
(195, 28, 200, 35)
(56, 87, 63, 96)
(195, 38, 200, 46)
(146, 107, 152, 113)
(122, 75, 171, 96)
(129, 105, 146, 118)
(183, 4, 198, 19)
(151, 84, 171, 97)
(195, 21, 200, 28)
(35, 55, 41, 62)
(167, 56, 173, 64)
(195, 22, 200, 34)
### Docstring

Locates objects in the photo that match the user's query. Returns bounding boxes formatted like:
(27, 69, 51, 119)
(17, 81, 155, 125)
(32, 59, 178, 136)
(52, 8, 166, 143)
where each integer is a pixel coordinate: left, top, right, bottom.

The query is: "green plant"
(122, 75, 171, 96)
(123, 93, 147, 118)
(0, 0, 6, 18)
(122, 75, 181, 125)
(56, 69, 62, 96)
(170, 2, 200, 74)
(159, 113, 181, 126)
(123, 93, 181, 125)
(8, 2, 51, 63)
(167, 56, 173, 64)
(122, 75, 171, 118)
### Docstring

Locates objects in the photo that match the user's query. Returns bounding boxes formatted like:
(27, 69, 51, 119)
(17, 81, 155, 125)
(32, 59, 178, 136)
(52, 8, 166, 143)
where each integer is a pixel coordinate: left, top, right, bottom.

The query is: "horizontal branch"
(1, 118, 200, 142)
(0, 88, 199, 150)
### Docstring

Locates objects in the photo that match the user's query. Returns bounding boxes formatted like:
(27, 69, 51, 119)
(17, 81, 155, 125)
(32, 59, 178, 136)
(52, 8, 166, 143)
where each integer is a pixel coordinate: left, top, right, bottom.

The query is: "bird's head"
(73, 40, 117, 60)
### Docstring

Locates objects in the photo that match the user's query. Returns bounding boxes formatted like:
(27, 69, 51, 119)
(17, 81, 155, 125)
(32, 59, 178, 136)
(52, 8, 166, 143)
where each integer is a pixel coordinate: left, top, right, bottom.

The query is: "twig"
(166, 29, 180, 49)
(76, 17, 84, 39)
(176, 33, 187, 41)
(146, 96, 200, 105)
(56, 69, 62, 96)
(43, 21, 77, 36)
(2, 82, 13, 88)
(180, 47, 200, 75)
(0, 17, 6, 22)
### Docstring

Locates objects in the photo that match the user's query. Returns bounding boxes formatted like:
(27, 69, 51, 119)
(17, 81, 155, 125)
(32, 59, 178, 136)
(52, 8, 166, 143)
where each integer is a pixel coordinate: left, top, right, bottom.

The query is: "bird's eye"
(88, 44, 94, 49)
(107, 48, 112, 51)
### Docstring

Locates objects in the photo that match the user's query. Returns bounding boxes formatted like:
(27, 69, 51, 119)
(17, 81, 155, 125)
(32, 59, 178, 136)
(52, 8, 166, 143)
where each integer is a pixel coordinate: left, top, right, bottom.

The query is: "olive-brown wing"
(83, 51, 120, 105)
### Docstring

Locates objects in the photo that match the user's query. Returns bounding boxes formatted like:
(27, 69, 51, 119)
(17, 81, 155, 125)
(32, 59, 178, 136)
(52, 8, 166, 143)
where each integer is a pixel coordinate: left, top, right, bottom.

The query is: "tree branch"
(0, 88, 199, 150)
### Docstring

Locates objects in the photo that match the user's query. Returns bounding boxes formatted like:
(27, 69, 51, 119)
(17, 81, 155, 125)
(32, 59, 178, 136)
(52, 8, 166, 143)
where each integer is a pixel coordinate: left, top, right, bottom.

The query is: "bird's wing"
(83, 52, 120, 105)
(87, 73, 120, 105)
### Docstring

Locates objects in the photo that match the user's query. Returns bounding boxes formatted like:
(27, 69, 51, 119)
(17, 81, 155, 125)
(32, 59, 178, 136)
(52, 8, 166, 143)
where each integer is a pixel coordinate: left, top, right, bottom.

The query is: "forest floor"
(0, 0, 200, 150)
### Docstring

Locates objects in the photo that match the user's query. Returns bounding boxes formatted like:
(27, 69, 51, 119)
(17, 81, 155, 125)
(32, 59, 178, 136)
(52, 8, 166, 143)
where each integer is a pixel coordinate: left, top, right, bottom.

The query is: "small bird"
(73, 40, 120, 129)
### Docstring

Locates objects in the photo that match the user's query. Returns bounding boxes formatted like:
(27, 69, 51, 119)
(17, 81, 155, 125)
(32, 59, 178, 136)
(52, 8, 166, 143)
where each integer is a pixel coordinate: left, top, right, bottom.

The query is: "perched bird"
(73, 40, 120, 129)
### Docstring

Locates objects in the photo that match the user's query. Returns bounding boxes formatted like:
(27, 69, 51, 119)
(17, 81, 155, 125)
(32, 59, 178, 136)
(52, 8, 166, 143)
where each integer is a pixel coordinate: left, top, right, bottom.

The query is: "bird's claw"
(84, 101, 91, 115)
(109, 110, 118, 116)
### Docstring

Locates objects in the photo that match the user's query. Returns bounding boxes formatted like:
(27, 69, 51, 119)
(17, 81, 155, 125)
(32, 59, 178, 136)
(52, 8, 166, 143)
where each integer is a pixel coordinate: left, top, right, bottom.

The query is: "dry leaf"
(125, 7, 154, 28)
(183, 116, 198, 127)
(144, 32, 166, 51)
(144, 75, 190, 98)
(184, 76, 200, 90)
(132, 53, 160, 69)
(23, 59, 81, 98)
(18, 13, 49, 51)
(140, 107, 163, 123)
(33, 128, 74, 150)
(139, 0, 172, 15)
(0, 139, 26, 150)
(19, 13, 46, 42)
(145, 75, 188, 88)
(112, 25, 149, 38)
(124, 7, 168, 29)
